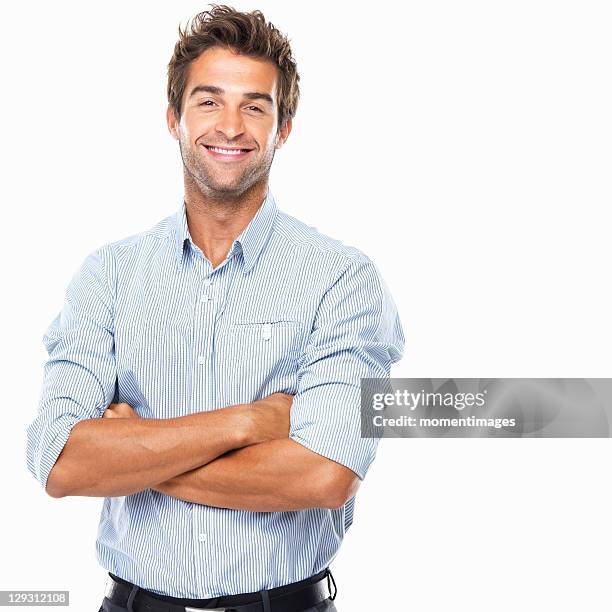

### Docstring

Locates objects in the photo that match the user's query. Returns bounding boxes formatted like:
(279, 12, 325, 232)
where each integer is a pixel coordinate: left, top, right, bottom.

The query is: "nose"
(214, 106, 245, 141)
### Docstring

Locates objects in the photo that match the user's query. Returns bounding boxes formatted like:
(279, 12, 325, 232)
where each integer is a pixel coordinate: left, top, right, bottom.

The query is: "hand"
(245, 392, 293, 443)
(103, 402, 141, 419)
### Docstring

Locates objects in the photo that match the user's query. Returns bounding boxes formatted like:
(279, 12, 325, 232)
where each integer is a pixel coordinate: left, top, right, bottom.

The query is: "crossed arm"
(150, 438, 359, 512)
(102, 401, 360, 511)
(48, 399, 360, 511)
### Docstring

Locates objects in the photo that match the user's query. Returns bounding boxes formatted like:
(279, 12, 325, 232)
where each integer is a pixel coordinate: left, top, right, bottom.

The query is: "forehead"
(185, 46, 279, 98)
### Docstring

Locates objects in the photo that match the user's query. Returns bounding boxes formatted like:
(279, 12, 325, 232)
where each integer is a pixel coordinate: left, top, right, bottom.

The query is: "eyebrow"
(188, 84, 274, 105)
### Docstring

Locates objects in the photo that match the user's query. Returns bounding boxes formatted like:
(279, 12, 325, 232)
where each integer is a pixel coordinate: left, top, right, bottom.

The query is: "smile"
(203, 145, 253, 161)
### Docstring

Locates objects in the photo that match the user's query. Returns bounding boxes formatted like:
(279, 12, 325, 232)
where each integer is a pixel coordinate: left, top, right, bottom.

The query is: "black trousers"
(98, 597, 337, 611)
(98, 577, 338, 612)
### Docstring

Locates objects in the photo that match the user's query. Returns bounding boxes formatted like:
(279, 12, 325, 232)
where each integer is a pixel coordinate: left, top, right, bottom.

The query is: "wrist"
(227, 403, 256, 447)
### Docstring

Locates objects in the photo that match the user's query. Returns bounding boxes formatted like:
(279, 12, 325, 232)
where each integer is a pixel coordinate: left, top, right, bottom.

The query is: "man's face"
(167, 46, 291, 197)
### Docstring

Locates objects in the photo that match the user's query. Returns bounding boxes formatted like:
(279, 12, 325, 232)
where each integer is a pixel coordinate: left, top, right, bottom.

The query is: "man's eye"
(246, 106, 263, 113)
(199, 100, 216, 107)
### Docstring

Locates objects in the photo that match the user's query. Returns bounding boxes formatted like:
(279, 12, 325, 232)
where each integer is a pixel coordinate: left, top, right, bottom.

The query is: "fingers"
(103, 402, 139, 418)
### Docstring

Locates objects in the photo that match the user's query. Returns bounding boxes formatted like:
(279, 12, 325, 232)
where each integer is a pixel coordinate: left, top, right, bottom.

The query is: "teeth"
(208, 146, 246, 155)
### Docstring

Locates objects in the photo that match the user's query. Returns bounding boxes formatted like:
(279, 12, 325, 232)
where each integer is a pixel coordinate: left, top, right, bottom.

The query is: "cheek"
(247, 118, 277, 146)
(259, 131, 279, 153)
(181, 115, 213, 144)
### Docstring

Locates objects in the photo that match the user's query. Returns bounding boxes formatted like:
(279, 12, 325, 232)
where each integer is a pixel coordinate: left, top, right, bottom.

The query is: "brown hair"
(167, 5, 300, 131)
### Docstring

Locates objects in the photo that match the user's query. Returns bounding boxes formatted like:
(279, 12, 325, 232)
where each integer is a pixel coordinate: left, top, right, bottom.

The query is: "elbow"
(45, 463, 69, 498)
(317, 463, 361, 510)
(45, 483, 66, 499)
(46, 485, 66, 499)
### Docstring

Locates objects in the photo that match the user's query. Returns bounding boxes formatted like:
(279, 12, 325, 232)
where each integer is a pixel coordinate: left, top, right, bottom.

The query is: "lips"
(203, 144, 254, 161)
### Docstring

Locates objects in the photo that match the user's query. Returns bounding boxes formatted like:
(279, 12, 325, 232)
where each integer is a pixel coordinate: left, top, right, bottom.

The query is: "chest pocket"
(216, 319, 306, 404)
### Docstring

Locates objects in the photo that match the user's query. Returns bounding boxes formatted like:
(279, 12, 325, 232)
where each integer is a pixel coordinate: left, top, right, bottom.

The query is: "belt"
(104, 568, 337, 612)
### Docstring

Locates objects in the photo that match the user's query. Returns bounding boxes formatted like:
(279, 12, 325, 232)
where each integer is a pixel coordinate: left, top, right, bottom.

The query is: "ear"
(275, 118, 292, 149)
(166, 105, 180, 140)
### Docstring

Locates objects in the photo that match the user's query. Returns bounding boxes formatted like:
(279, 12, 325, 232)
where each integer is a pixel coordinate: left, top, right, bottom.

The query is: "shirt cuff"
(26, 404, 83, 492)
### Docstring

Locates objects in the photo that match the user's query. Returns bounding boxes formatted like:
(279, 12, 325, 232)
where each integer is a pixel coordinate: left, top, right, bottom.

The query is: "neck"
(182, 174, 268, 269)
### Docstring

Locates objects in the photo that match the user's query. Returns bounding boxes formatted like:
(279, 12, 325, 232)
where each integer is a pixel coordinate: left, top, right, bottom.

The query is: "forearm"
(46, 406, 250, 498)
(153, 438, 359, 511)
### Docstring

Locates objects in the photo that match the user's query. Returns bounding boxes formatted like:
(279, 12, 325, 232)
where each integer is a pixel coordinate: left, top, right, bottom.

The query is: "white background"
(1, 1, 611, 610)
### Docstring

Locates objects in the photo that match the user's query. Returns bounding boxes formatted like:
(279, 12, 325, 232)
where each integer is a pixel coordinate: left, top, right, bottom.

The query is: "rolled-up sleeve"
(26, 248, 117, 492)
(289, 253, 405, 480)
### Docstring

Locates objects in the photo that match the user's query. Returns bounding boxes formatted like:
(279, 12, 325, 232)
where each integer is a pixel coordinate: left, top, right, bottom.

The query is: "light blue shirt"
(26, 188, 404, 598)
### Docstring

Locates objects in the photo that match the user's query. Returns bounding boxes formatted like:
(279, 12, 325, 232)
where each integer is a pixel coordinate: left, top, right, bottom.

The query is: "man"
(26, 5, 404, 612)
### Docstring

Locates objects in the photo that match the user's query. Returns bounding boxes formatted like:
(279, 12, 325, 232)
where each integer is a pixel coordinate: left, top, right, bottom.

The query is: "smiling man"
(26, 5, 404, 612)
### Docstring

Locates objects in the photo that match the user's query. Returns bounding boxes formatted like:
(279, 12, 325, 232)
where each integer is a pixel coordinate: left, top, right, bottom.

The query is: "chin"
(205, 181, 248, 196)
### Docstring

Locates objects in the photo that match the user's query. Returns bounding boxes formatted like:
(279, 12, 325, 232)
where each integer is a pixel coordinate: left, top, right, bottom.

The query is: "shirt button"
(261, 323, 272, 340)
(203, 279, 212, 287)
(201, 294, 211, 302)
(198, 532, 207, 543)
(197, 356, 207, 365)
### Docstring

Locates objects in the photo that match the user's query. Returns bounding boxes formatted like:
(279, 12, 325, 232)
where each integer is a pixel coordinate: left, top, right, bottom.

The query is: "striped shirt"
(25, 188, 405, 598)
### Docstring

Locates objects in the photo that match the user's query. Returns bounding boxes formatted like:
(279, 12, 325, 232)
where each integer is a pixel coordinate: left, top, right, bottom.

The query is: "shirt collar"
(172, 187, 278, 273)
